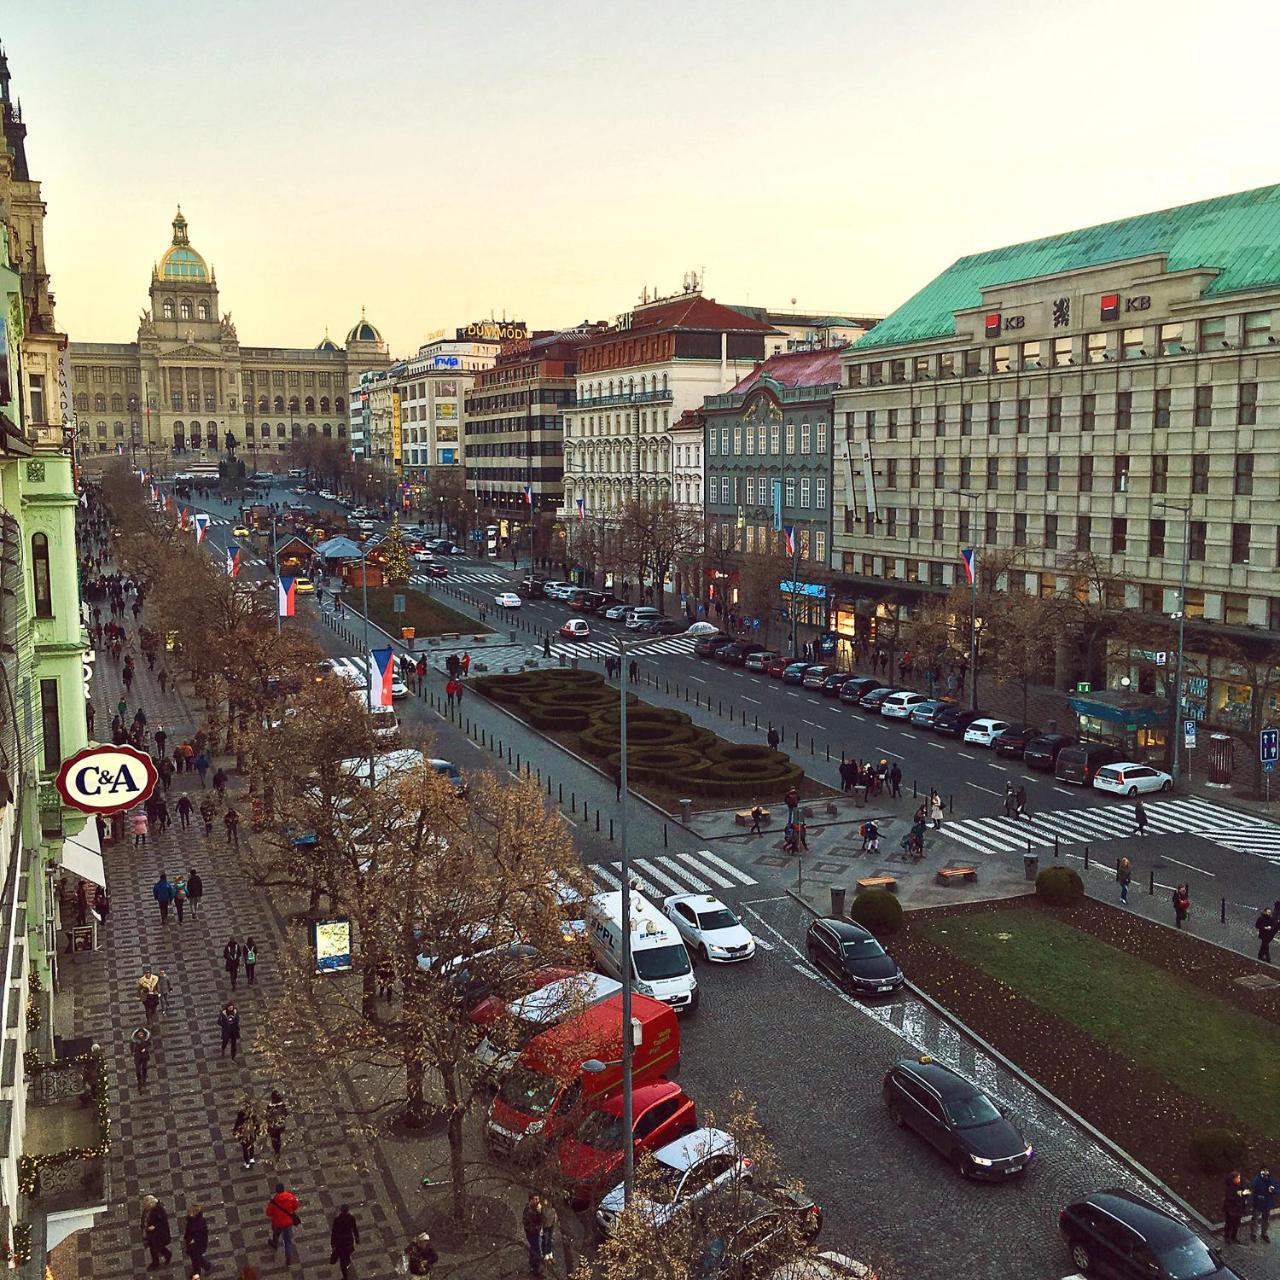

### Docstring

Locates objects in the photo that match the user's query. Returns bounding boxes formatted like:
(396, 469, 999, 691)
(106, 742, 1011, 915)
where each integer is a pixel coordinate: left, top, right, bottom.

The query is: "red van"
(485, 993, 679, 1159)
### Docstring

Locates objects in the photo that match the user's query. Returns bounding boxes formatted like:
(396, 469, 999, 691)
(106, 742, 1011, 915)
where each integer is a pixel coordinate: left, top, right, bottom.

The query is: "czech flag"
(371, 647, 394, 708)
(575, 497, 585, 521)
(193, 512, 210, 545)
(179, 506, 189, 529)
(783, 524, 796, 556)
(523, 484, 532, 506)
(961, 547, 976, 584)
(278, 576, 296, 618)
(165, 494, 174, 513)
(226, 543, 242, 578)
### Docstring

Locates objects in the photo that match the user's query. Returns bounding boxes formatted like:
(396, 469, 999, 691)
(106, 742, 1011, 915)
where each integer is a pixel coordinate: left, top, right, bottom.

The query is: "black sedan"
(1024, 732, 1075, 771)
(718, 641, 766, 666)
(883, 1056, 1032, 1180)
(635, 618, 685, 636)
(858, 686, 898, 712)
(694, 634, 732, 658)
(838, 676, 881, 705)
(992, 725, 1039, 758)
(931, 706, 983, 737)
(821, 671, 855, 696)
(805, 918, 903, 996)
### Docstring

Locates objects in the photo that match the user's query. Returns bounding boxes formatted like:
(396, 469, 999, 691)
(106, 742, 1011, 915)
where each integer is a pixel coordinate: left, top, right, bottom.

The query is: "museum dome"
(317, 329, 340, 351)
(159, 207, 209, 281)
(346, 307, 382, 344)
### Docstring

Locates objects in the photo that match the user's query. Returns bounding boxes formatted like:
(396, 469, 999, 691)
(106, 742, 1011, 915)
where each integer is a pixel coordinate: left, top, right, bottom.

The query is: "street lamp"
(953, 490, 982, 710)
(1156, 499, 1192, 787)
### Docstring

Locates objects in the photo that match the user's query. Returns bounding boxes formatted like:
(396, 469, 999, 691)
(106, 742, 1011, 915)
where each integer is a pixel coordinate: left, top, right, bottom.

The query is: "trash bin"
(570, 657, 579, 670)
(1208, 733, 1233, 787)
(830, 887, 846, 918)
(1023, 853, 1039, 881)
(679, 799, 692, 823)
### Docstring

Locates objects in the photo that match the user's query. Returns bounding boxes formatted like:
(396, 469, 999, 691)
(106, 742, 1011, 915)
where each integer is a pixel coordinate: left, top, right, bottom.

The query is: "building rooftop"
(597, 293, 776, 339)
(853, 182, 1280, 352)
(729, 347, 845, 395)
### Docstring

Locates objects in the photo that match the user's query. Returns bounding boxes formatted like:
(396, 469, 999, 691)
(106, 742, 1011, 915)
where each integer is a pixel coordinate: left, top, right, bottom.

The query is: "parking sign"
(1261, 728, 1279, 764)
(1183, 719, 1197, 749)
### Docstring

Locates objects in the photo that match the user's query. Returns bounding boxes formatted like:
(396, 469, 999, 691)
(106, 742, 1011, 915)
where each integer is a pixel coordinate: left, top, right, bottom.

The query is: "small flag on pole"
(523, 484, 532, 505)
(193, 512, 210, 544)
(371, 647, 394, 708)
(165, 494, 174, 513)
(575, 497, 585, 521)
(179, 506, 189, 529)
(116, 443, 125, 455)
(278, 576, 296, 618)
(782, 524, 796, 556)
(960, 547, 976, 584)
(226, 543, 242, 578)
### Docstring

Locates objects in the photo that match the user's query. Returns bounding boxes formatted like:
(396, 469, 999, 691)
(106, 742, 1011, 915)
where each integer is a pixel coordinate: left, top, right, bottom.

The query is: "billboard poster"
(314, 918, 353, 973)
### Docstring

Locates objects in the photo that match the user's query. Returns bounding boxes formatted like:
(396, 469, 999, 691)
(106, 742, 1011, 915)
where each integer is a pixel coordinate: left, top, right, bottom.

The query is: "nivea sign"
(55, 745, 158, 816)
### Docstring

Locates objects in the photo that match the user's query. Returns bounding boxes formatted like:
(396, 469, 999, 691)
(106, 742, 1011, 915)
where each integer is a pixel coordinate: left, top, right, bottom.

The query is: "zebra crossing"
(586, 846, 757, 896)
(549, 635, 699, 664)
(941, 795, 1280, 864)
(410, 569, 510, 587)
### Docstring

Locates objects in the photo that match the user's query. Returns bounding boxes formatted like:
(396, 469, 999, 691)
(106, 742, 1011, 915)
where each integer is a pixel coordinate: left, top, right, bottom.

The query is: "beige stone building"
(68, 210, 389, 469)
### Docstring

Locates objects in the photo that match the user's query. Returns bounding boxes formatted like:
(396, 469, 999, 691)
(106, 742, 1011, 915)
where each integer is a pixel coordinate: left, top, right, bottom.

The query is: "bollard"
(666, 679, 669, 694)
(537, 767, 541, 785)
(949, 793, 954, 813)
(595, 810, 600, 832)
(507, 746, 512, 765)
(559, 782, 563, 803)
(525, 760, 531, 778)
(1221, 896, 1227, 924)
(516, 753, 521, 772)
(1054, 834, 1059, 858)
(1149, 870, 1154, 895)
(754, 714, 758, 731)
(571, 790, 576, 811)
(810, 737, 814, 756)
(718, 700, 722, 716)
(795, 731, 800, 748)
(663, 824, 669, 847)
(826, 744, 830, 762)
(547, 775, 552, 796)
(1084, 844, 1090, 868)
(685, 687, 689, 703)
(841, 749, 845, 763)
(913, 779, 918, 799)
(609, 818, 614, 842)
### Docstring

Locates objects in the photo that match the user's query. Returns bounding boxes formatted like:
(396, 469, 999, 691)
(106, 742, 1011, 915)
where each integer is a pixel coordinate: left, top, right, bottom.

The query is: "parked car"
(858, 686, 898, 713)
(1023, 732, 1075, 771)
(767, 654, 796, 678)
(838, 676, 881, 705)
(993, 725, 1039, 758)
(718, 642, 766, 666)
(663, 893, 756, 963)
(1058, 1189, 1239, 1280)
(910, 699, 950, 728)
(883, 1055, 1032, 1180)
(766, 1252, 880, 1280)
(801, 665, 836, 690)
(494, 592, 522, 609)
(604, 603, 631, 620)
(881, 691, 930, 720)
(426, 563, 449, 579)
(558, 618, 591, 640)
(695, 634, 733, 659)
(697, 1190, 824, 1278)
(593, 594, 624, 612)
(744, 650, 778, 673)
(821, 671, 856, 696)
(518, 578, 547, 599)
(804, 917, 903, 996)
(1093, 762, 1174, 796)
(783, 662, 815, 685)
(543, 582, 575, 600)
(625, 607, 662, 630)
(963, 717, 1012, 747)
(636, 618, 686, 636)
(1055, 743, 1125, 786)
(931, 706, 984, 737)
(428, 758, 468, 796)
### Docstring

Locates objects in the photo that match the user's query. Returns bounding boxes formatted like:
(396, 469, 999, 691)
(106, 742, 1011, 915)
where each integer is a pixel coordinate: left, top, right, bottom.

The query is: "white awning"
(59, 820, 105, 888)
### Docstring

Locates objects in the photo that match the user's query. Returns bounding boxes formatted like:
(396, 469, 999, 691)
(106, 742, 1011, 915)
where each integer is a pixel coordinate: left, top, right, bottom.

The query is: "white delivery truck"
(586, 888, 698, 1013)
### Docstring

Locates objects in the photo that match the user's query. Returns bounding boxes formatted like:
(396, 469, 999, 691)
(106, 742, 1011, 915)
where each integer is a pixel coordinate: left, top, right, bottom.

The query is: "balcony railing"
(20, 1048, 110, 1212)
(575, 388, 673, 409)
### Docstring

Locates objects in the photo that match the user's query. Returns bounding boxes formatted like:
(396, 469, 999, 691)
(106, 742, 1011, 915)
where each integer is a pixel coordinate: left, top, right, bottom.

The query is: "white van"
(586, 888, 698, 1013)
(349, 688, 399, 746)
(472, 971, 621, 1077)
(338, 748, 422, 784)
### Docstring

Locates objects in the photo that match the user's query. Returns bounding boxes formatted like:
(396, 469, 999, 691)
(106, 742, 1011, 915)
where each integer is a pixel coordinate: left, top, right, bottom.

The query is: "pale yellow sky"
(8, 0, 1280, 355)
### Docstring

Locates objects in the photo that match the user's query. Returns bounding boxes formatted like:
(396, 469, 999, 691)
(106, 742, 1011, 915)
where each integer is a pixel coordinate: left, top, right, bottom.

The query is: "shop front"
(1067, 689, 1169, 762)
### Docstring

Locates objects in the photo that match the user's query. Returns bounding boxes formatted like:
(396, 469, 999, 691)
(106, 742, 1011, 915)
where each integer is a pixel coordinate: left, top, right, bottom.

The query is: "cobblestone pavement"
(58, 626, 410, 1279)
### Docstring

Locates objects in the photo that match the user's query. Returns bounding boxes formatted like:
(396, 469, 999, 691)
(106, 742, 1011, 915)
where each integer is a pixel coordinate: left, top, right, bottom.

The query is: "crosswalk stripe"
(673, 851, 736, 889)
(655, 856, 710, 892)
(935, 824, 1001, 856)
(692, 847, 757, 886)
(630, 858, 688, 896)
(590, 863, 622, 890)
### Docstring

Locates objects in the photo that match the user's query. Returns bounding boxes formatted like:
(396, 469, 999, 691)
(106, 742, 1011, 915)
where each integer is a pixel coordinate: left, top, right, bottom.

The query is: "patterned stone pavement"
(56, 629, 409, 1278)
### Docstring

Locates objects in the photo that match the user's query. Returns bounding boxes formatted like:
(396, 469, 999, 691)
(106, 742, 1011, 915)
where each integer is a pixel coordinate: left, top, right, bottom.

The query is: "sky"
(8, 0, 1280, 355)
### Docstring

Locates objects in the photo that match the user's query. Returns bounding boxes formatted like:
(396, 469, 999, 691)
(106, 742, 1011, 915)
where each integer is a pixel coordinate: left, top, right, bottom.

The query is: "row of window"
(244, 370, 341, 389)
(708, 473, 830, 511)
(578, 372, 671, 400)
(709, 419, 831, 458)
(73, 365, 139, 384)
(719, 522, 829, 564)
(848, 313, 1275, 387)
(242, 423, 346, 439)
(160, 298, 211, 321)
(464, 441, 565, 459)
(567, 409, 672, 437)
(464, 414, 566, 437)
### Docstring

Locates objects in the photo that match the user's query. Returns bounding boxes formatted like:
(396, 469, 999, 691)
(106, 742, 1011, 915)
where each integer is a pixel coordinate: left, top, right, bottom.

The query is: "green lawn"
(925, 908, 1280, 1138)
(360, 585, 489, 638)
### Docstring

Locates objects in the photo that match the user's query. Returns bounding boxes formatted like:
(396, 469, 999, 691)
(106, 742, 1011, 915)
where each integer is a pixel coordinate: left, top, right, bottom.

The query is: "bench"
(734, 808, 771, 828)
(856, 875, 898, 893)
(936, 866, 978, 885)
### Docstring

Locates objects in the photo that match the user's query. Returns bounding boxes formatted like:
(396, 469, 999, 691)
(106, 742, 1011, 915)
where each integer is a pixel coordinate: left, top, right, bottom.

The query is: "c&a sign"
(55, 745, 158, 816)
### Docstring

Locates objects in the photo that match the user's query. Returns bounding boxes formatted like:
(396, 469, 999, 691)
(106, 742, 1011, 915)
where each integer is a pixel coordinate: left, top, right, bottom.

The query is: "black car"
(805, 918, 903, 996)
(594, 594, 624, 612)
(858, 686, 898, 712)
(838, 676, 881, 705)
(931, 706, 984, 737)
(636, 618, 685, 636)
(1024, 732, 1074, 771)
(518, 578, 546, 599)
(821, 671, 855, 696)
(1056, 742, 1125, 786)
(1059, 1189, 1239, 1279)
(883, 1056, 1032, 1180)
(992, 725, 1039, 759)
(718, 642, 766, 666)
(695, 634, 733, 658)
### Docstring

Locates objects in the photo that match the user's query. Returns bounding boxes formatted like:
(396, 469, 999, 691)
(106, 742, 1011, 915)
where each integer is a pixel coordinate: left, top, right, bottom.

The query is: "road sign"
(1075, 681, 1092, 694)
(1183, 719, 1197, 749)
(1155, 651, 1168, 667)
(393, 593, 406, 614)
(1261, 728, 1279, 764)
(1264, 760, 1277, 776)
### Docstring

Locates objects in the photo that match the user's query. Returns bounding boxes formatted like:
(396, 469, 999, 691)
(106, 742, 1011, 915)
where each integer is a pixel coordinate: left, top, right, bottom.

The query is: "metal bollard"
(826, 745, 830, 762)
(913, 779, 918, 798)
(516, 753, 521, 772)
(571, 790, 576, 811)
(685, 687, 689, 702)
(595, 810, 600, 832)
(810, 737, 814, 755)
(506, 746, 512, 765)
(1084, 844, 1090, 868)
(795, 731, 800, 748)
(949, 794, 954, 813)
(609, 819, 614, 842)
(754, 714, 758, 731)
(718, 700, 722, 716)
(1148, 870, 1154, 895)
(1221, 897, 1227, 924)
(559, 782, 563, 803)
(663, 824, 669, 847)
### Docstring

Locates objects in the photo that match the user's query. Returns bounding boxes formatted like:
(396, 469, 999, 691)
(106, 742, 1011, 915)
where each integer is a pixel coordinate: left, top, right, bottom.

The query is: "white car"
(390, 675, 409, 701)
(663, 893, 756, 963)
(596, 1128, 750, 1235)
(767, 1253, 880, 1280)
(963, 717, 1011, 747)
(1093, 762, 1174, 796)
(880, 691, 930, 720)
(604, 603, 631, 620)
(544, 582, 574, 600)
(411, 550, 434, 564)
(625, 607, 661, 630)
(494, 592, 522, 609)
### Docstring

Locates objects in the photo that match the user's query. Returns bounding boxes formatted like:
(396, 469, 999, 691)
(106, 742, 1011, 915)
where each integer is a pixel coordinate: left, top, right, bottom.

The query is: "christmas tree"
(381, 516, 410, 585)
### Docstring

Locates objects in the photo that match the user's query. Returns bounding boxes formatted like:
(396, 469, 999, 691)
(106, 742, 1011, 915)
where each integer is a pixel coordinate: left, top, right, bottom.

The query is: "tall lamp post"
(612, 632, 637, 1205)
(954, 490, 981, 710)
(1156, 499, 1192, 787)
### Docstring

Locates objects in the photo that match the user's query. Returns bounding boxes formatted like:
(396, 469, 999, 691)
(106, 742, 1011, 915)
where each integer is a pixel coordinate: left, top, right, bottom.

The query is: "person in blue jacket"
(1251, 1166, 1276, 1243)
(152, 872, 175, 924)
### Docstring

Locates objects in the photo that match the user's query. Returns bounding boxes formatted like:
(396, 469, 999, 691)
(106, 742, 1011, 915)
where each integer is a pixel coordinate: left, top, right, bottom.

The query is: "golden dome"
(159, 207, 209, 281)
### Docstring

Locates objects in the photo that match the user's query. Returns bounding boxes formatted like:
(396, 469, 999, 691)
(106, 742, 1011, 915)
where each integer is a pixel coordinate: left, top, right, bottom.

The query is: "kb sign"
(55, 745, 158, 816)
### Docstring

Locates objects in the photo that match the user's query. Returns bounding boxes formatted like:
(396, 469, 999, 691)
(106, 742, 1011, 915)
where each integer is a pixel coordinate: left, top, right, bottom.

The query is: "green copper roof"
(853, 183, 1280, 352)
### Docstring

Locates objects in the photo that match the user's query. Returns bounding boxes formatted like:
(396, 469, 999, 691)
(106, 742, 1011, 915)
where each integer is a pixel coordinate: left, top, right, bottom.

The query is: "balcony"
(575, 388, 673, 409)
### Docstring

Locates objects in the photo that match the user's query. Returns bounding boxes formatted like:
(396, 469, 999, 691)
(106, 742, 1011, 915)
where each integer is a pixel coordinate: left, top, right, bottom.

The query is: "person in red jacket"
(265, 1182, 300, 1263)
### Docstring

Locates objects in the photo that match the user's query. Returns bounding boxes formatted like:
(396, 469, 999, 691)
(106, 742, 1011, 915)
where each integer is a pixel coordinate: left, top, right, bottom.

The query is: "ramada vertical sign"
(55, 745, 158, 816)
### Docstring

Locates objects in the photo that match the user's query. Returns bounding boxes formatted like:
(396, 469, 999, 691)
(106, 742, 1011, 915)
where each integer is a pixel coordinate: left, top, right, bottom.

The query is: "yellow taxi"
(294, 577, 315, 594)
(232, 525, 251, 539)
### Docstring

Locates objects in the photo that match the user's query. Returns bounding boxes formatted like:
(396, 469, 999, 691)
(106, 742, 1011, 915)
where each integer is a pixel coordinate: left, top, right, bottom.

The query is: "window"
(29, 374, 46, 424)
(885, 459, 898, 489)
(908, 508, 920, 539)
(1076, 515, 1093, 552)
(1122, 327, 1145, 359)
(1114, 454, 1129, 492)
(1021, 340, 1041, 367)
(1053, 336, 1072, 367)
(960, 403, 973, 436)
(784, 476, 796, 506)
(963, 349, 981, 376)
(984, 511, 998, 544)
(733, 427, 742, 455)
(784, 424, 795, 453)
(987, 401, 1001, 435)
(816, 421, 827, 452)
(746, 476, 756, 506)
(932, 509, 944, 541)
(1231, 523, 1251, 564)
(1079, 455, 1094, 493)
(1191, 453, 1209, 494)
(1016, 398, 1030, 434)
(1159, 322, 1184, 354)
(891, 360, 906, 384)
(959, 456, 971, 489)
(31, 532, 52, 617)
(847, 365, 862, 388)
(1188, 520, 1206, 561)
(198, 301, 210, 320)
(1239, 382, 1258, 425)
(1081, 393, 1096, 432)
(800, 423, 812, 454)
(800, 478, 811, 508)
(985, 457, 999, 490)
(720, 427, 729, 455)
(993, 345, 1010, 374)
(1013, 512, 1027, 546)
(958, 509, 970, 543)
(180, 299, 192, 319)
(1111, 517, 1128, 554)
(1149, 519, 1166, 558)
(812, 529, 826, 563)
(1194, 384, 1212, 427)
(770, 423, 780, 454)
(815, 477, 827, 509)
(886, 409, 898, 439)
(40, 679, 61, 774)
(745, 425, 755, 456)
(1046, 455, 1060, 491)
(1154, 387, 1171, 428)
(909, 458, 920, 489)
(1244, 310, 1272, 347)
(1048, 395, 1062, 433)
(1015, 456, 1028, 491)
(1116, 390, 1132, 430)
(933, 457, 946, 488)
(885, 508, 897, 538)
(934, 405, 946, 437)
(1152, 454, 1168, 494)
(910, 408, 921, 438)
(163, 299, 174, 319)
(708, 430, 718, 457)
(867, 362, 883, 386)
(1200, 316, 1225, 350)
(1087, 332, 1107, 364)
(1234, 453, 1254, 496)
(913, 356, 931, 380)
(1045, 514, 1058, 549)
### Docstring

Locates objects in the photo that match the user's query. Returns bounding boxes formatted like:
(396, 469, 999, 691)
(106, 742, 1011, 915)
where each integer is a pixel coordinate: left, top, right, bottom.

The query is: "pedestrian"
(523, 1193, 546, 1277)
(1015, 784, 1028, 819)
(405, 1231, 438, 1276)
(172, 876, 187, 924)
(888, 761, 902, 799)
(861, 819, 879, 854)
(1003, 782, 1016, 818)
(224, 937, 243, 989)
(132, 1026, 151, 1089)
(1172, 883, 1190, 929)
(152, 871, 173, 923)
(85, 700, 95, 737)
(265, 1182, 301, 1265)
(1255, 907, 1276, 963)
(767, 726, 780, 751)
(749, 799, 764, 836)
(224, 808, 240, 849)
(155, 727, 168, 759)
(265, 1088, 288, 1155)
(330, 1205, 359, 1280)
(142, 1194, 173, 1270)
(219, 1001, 241, 1059)
(212, 767, 228, 799)
(194, 751, 210, 787)
(613, 764, 622, 803)
(133, 808, 149, 847)
(158, 967, 172, 1014)
(461, 651, 471, 676)
(75, 879, 89, 926)
(200, 798, 215, 837)
(183, 1204, 211, 1276)
(245, 936, 258, 985)
(138, 967, 161, 1024)
(233, 1098, 261, 1167)
(1134, 798, 1149, 836)
(628, 659, 638, 683)
(1224, 1171, 1251, 1244)
(176, 794, 193, 829)
(157, 757, 173, 794)
(187, 867, 203, 916)
(445, 678, 459, 707)
(158, 668, 169, 694)
(94, 884, 110, 925)
(1117, 856, 1132, 905)
(542, 634, 551, 658)
(929, 789, 944, 830)
(455, 680, 464, 707)
(537, 1196, 556, 1271)
(1250, 1166, 1276, 1243)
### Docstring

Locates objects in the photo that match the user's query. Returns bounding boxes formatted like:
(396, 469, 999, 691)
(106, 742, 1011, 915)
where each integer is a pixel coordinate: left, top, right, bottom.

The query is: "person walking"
(133, 808, 149, 847)
(1172, 883, 1190, 929)
(888, 761, 902, 800)
(158, 967, 172, 1014)
(234, 1098, 261, 1168)
(138, 967, 161, 1024)
(767, 726, 780, 752)
(628, 659, 638, 683)
(172, 876, 187, 924)
(245, 937, 258, 985)
(265, 1183, 301, 1265)
(188, 868, 203, 915)
(176, 794, 193, 830)
(199, 798, 215, 837)
(183, 1204, 211, 1276)
(405, 1231, 438, 1276)
(749, 799, 765, 836)
(522, 1193, 547, 1277)
(1003, 782, 1016, 818)
(1250, 1166, 1276, 1243)
(1117, 856, 1132, 905)
(194, 751, 210, 787)
(1255, 907, 1276, 963)
(612, 764, 622, 803)
(1224, 1171, 1251, 1244)
(142, 1194, 173, 1270)
(153, 872, 174, 923)
(224, 808, 240, 849)
(265, 1089, 288, 1156)
(1014, 784, 1028, 819)
(219, 1001, 241, 1059)
(132, 1027, 151, 1089)
(329, 1205, 359, 1279)
(929, 789, 944, 830)
(224, 938, 243, 989)
(212, 767, 228, 799)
